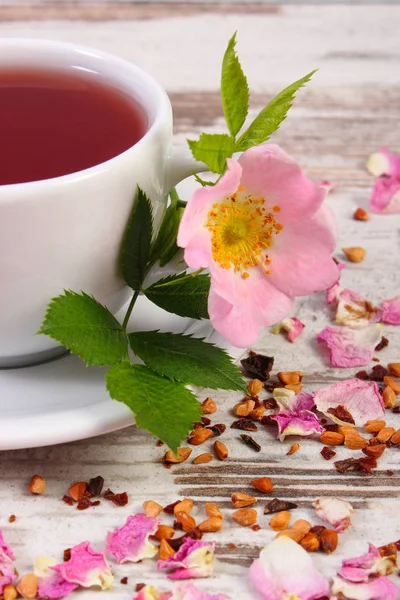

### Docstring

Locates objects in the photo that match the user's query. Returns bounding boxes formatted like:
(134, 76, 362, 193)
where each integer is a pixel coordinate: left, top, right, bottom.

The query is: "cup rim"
(0, 38, 171, 192)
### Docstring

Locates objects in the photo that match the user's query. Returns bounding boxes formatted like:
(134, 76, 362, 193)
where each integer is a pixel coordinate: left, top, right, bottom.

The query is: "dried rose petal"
(338, 543, 397, 583)
(314, 379, 385, 427)
(0, 530, 15, 561)
(271, 317, 305, 342)
(169, 582, 230, 600)
(331, 575, 399, 600)
(158, 538, 215, 580)
(35, 556, 77, 599)
(0, 530, 17, 594)
(317, 324, 384, 368)
(270, 391, 323, 442)
(379, 296, 400, 325)
(52, 541, 113, 589)
(366, 148, 400, 177)
(370, 176, 400, 214)
(335, 289, 380, 329)
(132, 586, 171, 600)
(249, 536, 329, 600)
(313, 498, 354, 533)
(106, 514, 159, 564)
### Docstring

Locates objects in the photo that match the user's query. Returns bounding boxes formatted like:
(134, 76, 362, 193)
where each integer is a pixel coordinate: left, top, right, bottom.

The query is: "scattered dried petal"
(317, 324, 384, 368)
(370, 175, 400, 214)
(379, 296, 400, 324)
(366, 148, 400, 177)
(313, 497, 354, 533)
(331, 576, 399, 600)
(52, 542, 113, 589)
(271, 317, 305, 343)
(157, 538, 215, 580)
(106, 514, 159, 564)
(339, 543, 397, 583)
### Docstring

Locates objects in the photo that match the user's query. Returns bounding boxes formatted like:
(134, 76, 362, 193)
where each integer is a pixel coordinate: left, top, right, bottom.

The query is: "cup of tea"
(0, 38, 203, 368)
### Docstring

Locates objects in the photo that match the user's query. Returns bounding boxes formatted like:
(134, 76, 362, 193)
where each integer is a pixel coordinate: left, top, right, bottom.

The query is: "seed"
(390, 430, 400, 445)
(231, 492, 257, 508)
(276, 529, 304, 543)
(277, 371, 303, 385)
(300, 532, 320, 552)
(193, 453, 214, 464)
(251, 477, 274, 493)
(188, 428, 214, 445)
(292, 519, 312, 535)
(198, 517, 223, 533)
(175, 511, 196, 532)
(284, 383, 303, 394)
(353, 207, 369, 221)
(201, 397, 217, 414)
(205, 503, 224, 520)
(214, 441, 228, 461)
(155, 525, 175, 540)
(287, 443, 300, 455)
(68, 481, 87, 501)
(269, 510, 291, 531)
(383, 386, 397, 408)
(233, 399, 255, 417)
(28, 475, 46, 495)
(143, 500, 163, 518)
(249, 406, 266, 421)
(344, 430, 369, 450)
(388, 363, 400, 378)
(247, 378, 263, 396)
(320, 529, 338, 554)
(383, 376, 400, 395)
(159, 538, 176, 560)
(338, 425, 356, 436)
(363, 444, 386, 458)
(365, 420, 386, 434)
(342, 246, 366, 263)
(319, 431, 345, 446)
(232, 508, 258, 527)
(16, 574, 38, 600)
(163, 448, 192, 463)
(173, 498, 194, 515)
(377, 427, 396, 443)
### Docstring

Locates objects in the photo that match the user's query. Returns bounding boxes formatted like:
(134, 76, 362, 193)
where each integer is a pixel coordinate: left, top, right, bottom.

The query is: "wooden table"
(1, 3, 400, 598)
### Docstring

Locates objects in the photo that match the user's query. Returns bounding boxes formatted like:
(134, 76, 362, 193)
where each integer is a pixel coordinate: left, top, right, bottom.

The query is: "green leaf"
(38, 291, 128, 366)
(188, 133, 235, 174)
(221, 32, 249, 137)
(120, 186, 153, 291)
(106, 362, 202, 451)
(143, 272, 210, 319)
(149, 203, 184, 268)
(129, 331, 246, 392)
(236, 70, 317, 152)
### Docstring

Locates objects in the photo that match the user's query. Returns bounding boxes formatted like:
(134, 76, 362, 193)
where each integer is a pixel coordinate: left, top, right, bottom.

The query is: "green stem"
(177, 199, 187, 209)
(122, 289, 140, 331)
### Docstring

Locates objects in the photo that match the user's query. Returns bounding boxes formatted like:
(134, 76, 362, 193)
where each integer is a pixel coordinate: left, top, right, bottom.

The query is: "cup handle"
(164, 144, 207, 193)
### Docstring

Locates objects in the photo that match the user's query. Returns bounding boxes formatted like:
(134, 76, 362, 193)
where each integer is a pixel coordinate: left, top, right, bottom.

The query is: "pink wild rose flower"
(177, 144, 339, 347)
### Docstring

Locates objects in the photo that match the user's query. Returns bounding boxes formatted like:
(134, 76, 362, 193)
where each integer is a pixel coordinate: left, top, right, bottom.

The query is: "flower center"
(206, 191, 282, 277)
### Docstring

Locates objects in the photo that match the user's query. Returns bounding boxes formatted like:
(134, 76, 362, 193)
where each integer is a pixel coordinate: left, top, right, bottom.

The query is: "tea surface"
(0, 67, 147, 185)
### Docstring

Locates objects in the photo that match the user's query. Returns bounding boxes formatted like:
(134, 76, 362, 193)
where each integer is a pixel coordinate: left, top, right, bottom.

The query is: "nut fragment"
(205, 503, 224, 520)
(68, 481, 87, 501)
(365, 420, 386, 434)
(300, 532, 320, 552)
(28, 475, 46, 495)
(344, 430, 369, 450)
(155, 525, 175, 540)
(338, 425, 356, 436)
(232, 508, 257, 527)
(287, 443, 300, 455)
(247, 378, 263, 396)
(277, 371, 303, 385)
(143, 500, 163, 518)
(319, 431, 345, 446)
(163, 448, 192, 464)
(193, 453, 214, 464)
(363, 443, 386, 458)
(249, 406, 266, 421)
(251, 477, 274, 494)
(214, 440, 228, 461)
(159, 538, 176, 560)
(198, 517, 223, 532)
(231, 492, 257, 508)
(353, 207, 369, 221)
(233, 399, 255, 417)
(188, 428, 214, 445)
(376, 427, 396, 443)
(320, 529, 338, 554)
(201, 397, 217, 414)
(175, 511, 196, 532)
(16, 574, 38, 600)
(342, 246, 366, 263)
(383, 386, 397, 408)
(388, 363, 400, 378)
(276, 529, 304, 543)
(284, 383, 303, 394)
(390, 430, 400, 445)
(292, 519, 312, 535)
(269, 510, 291, 531)
(383, 376, 400, 395)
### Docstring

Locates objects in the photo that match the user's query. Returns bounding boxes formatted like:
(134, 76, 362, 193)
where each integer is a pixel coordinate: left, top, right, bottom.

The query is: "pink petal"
(0, 560, 17, 594)
(238, 144, 327, 222)
(183, 231, 213, 270)
(339, 543, 397, 583)
(272, 317, 305, 342)
(331, 576, 399, 600)
(177, 159, 242, 248)
(105, 514, 159, 564)
(326, 263, 346, 305)
(336, 289, 381, 328)
(379, 296, 400, 324)
(52, 541, 113, 589)
(271, 409, 324, 441)
(132, 586, 171, 600)
(316, 324, 384, 368)
(366, 148, 400, 177)
(266, 204, 340, 297)
(0, 530, 15, 561)
(313, 498, 354, 533)
(313, 379, 385, 427)
(370, 175, 400, 214)
(169, 582, 231, 600)
(158, 539, 215, 580)
(291, 392, 315, 412)
(249, 537, 330, 600)
(35, 557, 77, 600)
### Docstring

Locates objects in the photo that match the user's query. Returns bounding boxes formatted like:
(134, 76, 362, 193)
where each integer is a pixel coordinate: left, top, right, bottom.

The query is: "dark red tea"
(0, 68, 147, 185)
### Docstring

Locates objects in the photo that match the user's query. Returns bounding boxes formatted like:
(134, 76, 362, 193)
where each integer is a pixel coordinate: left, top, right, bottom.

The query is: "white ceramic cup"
(0, 39, 203, 368)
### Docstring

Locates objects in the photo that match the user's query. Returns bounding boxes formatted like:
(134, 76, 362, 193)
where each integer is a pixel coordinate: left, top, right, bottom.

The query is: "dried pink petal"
(52, 541, 113, 589)
(0, 530, 15, 561)
(317, 324, 384, 367)
(272, 317, 305, 342)
(35, 556, 77, 599)
(366, 148, 400, 177)
(335, 289, 381, 328)
(249, 536, 329, 600)
(0, 559, 17, 594)
(314, 378, 385, 427)
(168, 582, 231, 600)
(313, 497, 354, 533)
(338, 543, 397, 583)
(271, 410, 323, 442)
(158, 538, 215, 580)
(370, 175, 400, 214)
(132, 586, 171, 600)
(379, 296, 400, 324)
(105, 514, 159, 564)
(325, 262, 346, 305)
(331, 575, 399, 600)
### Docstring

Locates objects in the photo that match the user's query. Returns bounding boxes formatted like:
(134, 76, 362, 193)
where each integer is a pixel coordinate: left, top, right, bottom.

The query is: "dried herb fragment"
(327, 405, 355, 424)
(264, 498, 298, 514)
(207, 423, 226, 436)
(260, 415, 276, 427)
(263, 397, 278, 410)
(8, 514, 16, 523)
(240, 434, 261, 452)
(120, 577, 128, 585)
(241, 353, 274, 381)
(334, 456, 377, 474)
(251, 524, 261, 531)
(371, 364, 389, 381)
(231, 418, 258, 432)
(163, 500, 180, 514)
(77, 496, 100, 510)
(87, 476, 104, 497)
(356, 370, 370, 380)
(321, 446, 336, 460)
(393, 406, 400, 414)
(103, 488, 128, 506)
(62, 495, 75, 506)
(63, 548, 71, 562)
(201, 416, 211, 426)
(136, 584, 146, 592)
(375, 336, 389, 351)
